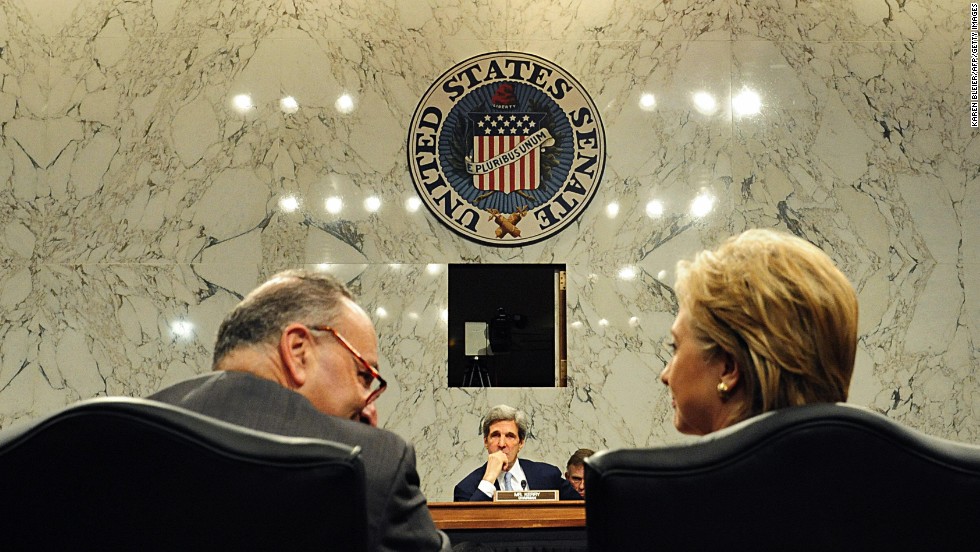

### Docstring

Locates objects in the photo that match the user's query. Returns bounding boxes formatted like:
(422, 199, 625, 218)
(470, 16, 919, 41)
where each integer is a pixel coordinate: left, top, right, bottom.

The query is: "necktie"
(504, 472, 513, 491)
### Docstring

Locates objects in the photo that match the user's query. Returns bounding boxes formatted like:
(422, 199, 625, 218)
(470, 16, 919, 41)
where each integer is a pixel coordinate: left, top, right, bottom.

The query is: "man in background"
(149, 269, 449, 552)
(564, 448, 595, 499)
(453, 404, 581, 501)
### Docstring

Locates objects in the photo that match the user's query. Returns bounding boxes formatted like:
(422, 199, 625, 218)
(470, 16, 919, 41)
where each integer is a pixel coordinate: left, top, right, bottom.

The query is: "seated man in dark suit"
(564, 448, 596, 499)
(148, 269, 450, 552)
(453, 404, 581, 501)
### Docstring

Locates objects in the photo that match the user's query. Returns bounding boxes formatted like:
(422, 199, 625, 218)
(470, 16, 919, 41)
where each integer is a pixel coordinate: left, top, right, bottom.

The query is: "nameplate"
(494, 490, 559, 502)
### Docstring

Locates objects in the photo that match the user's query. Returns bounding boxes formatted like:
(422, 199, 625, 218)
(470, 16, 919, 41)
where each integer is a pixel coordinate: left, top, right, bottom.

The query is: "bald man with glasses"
(149, 269, 449, 552)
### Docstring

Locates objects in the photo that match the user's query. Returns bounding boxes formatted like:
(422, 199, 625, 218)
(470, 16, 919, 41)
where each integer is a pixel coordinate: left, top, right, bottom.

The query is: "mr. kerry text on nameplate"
(494, 490, 559, 502)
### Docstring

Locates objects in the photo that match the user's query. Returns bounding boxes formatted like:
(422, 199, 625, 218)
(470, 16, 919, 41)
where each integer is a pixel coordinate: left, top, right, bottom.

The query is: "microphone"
(521, 480, 527, 490)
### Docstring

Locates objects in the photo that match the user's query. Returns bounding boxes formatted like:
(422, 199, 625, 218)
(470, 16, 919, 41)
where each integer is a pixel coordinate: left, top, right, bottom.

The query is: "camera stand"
(462, 355, 491, 387)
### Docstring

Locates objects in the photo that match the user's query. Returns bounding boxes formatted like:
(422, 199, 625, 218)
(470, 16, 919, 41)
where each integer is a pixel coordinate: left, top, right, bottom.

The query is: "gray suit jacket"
(149, 371, 449, 552)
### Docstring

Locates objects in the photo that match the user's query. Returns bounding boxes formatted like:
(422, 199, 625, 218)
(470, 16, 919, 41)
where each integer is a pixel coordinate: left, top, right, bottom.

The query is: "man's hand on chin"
(483, 450, 509, 483)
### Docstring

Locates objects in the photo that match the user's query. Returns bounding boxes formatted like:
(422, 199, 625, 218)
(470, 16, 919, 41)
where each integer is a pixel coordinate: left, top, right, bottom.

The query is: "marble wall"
(0, 0, 976, 501)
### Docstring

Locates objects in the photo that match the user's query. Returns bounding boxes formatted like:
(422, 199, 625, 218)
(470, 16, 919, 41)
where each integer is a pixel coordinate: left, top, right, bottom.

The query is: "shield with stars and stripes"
(467, 112, 549, 194)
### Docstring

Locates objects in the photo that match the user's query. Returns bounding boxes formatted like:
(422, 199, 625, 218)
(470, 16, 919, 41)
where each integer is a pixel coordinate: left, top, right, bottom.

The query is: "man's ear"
(280, 324, 315, 387)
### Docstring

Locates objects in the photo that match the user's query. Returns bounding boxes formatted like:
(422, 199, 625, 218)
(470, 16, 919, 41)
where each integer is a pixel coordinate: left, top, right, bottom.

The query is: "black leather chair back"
(0, 397, 367, 551)
(585, 403, 980, 551)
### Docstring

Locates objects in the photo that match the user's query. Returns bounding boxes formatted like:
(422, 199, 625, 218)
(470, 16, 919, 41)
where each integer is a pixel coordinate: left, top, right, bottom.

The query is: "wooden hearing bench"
(429, 501, 586, 551)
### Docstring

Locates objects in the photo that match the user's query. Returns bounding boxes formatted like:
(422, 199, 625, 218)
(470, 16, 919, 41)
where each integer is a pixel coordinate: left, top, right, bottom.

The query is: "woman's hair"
(481, 404, 529, 441)
(675, 229, 858, 425)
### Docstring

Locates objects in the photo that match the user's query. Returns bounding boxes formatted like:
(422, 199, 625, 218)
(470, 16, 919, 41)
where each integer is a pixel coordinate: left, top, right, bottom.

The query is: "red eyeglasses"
(306, 325, 387, 405)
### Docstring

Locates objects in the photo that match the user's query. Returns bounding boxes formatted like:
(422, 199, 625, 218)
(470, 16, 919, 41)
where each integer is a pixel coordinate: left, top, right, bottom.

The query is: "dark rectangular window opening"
(448, 264, 567, 388)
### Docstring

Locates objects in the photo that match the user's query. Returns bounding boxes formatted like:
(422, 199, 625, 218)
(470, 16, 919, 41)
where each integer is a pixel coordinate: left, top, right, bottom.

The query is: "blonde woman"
(660, 229, 859, 435)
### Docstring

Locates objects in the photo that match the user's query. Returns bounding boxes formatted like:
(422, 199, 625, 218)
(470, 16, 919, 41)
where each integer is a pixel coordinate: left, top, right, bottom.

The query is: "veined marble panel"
(0, 0, 977, 502)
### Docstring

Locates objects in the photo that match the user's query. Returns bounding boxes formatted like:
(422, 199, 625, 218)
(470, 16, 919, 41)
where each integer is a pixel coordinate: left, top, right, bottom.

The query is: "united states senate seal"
(408, 52, 606, 246)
